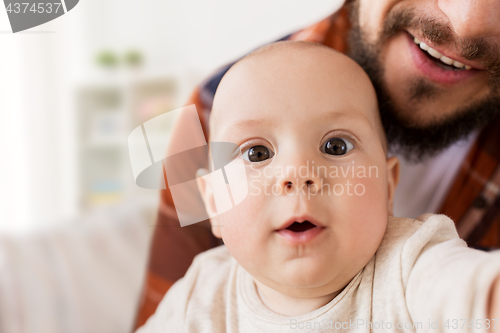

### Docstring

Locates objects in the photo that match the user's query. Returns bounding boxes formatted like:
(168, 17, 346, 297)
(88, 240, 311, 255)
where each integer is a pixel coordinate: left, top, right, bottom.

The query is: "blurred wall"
(0, 0, 344, 233)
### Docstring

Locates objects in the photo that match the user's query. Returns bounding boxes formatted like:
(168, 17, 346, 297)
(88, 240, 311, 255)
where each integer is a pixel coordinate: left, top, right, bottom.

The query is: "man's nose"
(438, 0, 500, 39)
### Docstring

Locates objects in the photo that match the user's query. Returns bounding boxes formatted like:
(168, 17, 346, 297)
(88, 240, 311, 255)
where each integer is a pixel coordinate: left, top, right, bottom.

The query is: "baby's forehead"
(209, 41, 385, 151)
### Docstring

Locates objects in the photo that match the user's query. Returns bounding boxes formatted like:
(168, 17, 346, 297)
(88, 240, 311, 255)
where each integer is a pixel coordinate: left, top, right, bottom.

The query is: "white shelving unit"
(76, 74, 178, 210)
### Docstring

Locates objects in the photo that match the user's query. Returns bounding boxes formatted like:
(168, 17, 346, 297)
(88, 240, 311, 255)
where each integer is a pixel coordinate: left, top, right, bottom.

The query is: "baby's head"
(197, 41, 399, 311)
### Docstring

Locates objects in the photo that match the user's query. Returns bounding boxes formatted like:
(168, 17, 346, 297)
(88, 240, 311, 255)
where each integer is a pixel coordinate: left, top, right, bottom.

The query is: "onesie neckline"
(237, 262, 365, 325)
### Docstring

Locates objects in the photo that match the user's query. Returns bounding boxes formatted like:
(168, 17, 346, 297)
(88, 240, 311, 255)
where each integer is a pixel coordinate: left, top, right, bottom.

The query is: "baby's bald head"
(197, 42, 401, 295)
(210, 41, 387, 155)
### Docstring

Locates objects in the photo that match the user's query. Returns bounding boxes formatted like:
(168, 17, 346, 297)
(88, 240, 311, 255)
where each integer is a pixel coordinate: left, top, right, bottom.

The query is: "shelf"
(76, 75, 179, 210)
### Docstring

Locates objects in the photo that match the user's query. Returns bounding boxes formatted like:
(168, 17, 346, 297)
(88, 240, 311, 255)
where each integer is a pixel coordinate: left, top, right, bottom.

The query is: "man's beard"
(345, 0, 500, 162)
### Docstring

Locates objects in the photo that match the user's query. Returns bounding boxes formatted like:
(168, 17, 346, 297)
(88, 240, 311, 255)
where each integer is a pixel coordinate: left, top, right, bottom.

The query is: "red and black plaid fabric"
(438, 114, 500, 249)
(133, 4, 500, 329)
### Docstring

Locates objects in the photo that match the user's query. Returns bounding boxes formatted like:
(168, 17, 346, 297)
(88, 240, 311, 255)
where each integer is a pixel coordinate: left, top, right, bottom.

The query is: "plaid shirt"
(134, 5, 500, 329)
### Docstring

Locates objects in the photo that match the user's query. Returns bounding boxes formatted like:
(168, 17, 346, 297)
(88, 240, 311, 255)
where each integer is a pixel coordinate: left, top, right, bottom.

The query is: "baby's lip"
(276, 215, 326, 244)
(276, 215, 325, 231)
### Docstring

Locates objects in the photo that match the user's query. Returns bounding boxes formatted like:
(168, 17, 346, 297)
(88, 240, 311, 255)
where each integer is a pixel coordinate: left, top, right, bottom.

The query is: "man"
(134, 0, 500, 328)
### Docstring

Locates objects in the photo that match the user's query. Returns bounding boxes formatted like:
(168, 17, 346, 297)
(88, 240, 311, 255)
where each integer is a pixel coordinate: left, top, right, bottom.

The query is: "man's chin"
(387, 88, 465, 129)
(380, 92, 500, 162)
(381, 74, 500, 162)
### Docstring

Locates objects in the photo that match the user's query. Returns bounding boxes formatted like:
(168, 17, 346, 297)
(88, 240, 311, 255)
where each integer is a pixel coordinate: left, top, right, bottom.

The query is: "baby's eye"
(241, 145, 274, 162)
(322, 137, 354, 156)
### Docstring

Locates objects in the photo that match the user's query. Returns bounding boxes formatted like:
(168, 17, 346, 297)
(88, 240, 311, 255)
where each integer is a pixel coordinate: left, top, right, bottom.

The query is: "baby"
(138, 41, 500, 332)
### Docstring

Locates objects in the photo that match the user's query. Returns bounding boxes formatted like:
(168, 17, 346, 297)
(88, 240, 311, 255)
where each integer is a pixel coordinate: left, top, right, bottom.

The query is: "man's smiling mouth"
(404, 32, 480, 85)
(411, 35, 471, 71)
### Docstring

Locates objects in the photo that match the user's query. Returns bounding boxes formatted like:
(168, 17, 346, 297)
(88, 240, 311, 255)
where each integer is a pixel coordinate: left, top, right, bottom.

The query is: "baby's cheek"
(349, 176, 387, 245)
(330, 173, 387, 258)
(219, 209, 272, 278)
(218, 193, 269, 252)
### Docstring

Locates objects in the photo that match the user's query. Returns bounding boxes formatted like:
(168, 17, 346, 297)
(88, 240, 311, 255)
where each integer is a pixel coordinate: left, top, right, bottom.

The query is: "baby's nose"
(281, 176, 320, 196)
(283, 179, 315, 188)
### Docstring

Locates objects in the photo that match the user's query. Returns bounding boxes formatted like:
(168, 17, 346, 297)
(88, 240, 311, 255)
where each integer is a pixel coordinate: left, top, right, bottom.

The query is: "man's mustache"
(381, 7, 500, 86)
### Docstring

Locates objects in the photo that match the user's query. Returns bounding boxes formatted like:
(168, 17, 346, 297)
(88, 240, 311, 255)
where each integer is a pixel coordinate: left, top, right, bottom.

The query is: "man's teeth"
(413, 37, 472, 70)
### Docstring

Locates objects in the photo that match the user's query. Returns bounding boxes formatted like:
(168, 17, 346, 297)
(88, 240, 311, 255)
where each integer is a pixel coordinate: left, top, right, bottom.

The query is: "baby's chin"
(249, 258, 356, 299)
(254, 274, 345, 301)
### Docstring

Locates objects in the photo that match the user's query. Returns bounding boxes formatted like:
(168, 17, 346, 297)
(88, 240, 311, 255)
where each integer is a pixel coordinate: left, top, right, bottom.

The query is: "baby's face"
(198, 44, 398, 300)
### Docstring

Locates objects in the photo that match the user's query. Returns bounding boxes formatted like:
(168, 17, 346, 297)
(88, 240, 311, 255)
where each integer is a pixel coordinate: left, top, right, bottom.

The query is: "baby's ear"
(386, 156, 400, 216)
(196, 168, 222, 238)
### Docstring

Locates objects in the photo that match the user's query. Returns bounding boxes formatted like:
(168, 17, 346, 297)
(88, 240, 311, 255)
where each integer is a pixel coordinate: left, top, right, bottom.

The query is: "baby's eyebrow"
(325, 110, 370, 121)
(228, 112, 366, 129)
(218, 118, 269, 139)
(325, 110, 376, 130)
(230, 118, 267, 129)
(217, 109, 375, 140)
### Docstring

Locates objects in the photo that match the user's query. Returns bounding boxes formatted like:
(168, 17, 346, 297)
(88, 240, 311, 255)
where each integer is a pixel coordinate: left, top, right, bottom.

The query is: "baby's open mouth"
(276, 218, 325, 244)
(285, 221, 317, 232)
